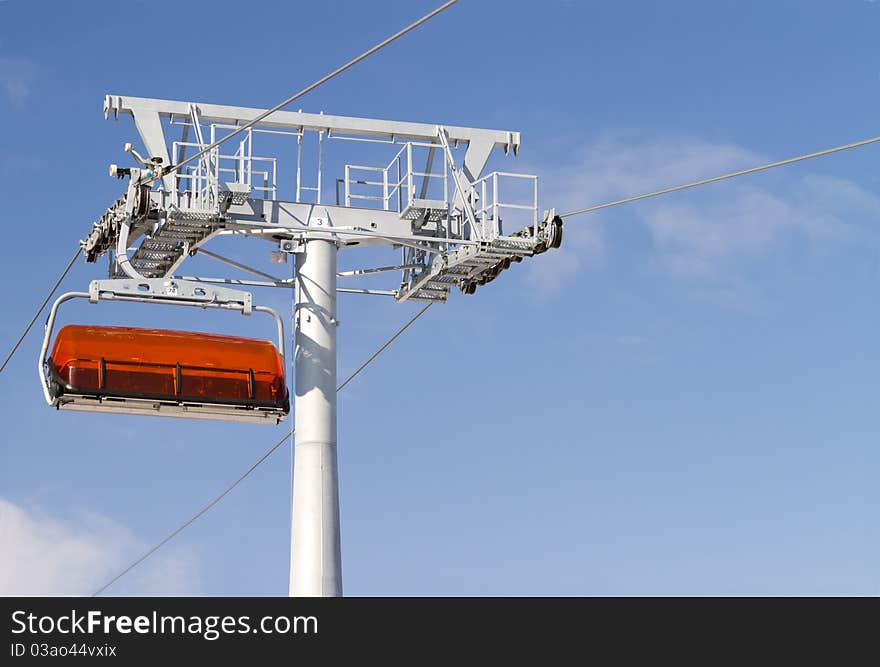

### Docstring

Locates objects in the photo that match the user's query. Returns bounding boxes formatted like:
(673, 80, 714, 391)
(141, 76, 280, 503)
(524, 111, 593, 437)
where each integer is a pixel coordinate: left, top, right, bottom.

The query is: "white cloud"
(0, 57, 36, 107)
(523, 135, 763, 299)
(643, 175, 873, 282)
(534, 133, 880, 302)
(646, 186, 810, 279)
(0, 498, 200, 596)
(516, 147, 611, 298)
(553, 134, 765, 207)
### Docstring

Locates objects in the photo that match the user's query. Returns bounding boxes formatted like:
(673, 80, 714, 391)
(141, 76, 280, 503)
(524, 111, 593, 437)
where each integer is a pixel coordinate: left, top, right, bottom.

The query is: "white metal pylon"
(289, 239, 342, 596)
(72, 94, 564, 596)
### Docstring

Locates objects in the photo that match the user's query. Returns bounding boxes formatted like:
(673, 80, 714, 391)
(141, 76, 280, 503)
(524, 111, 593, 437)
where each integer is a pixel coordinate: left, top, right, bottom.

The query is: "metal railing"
(473, 171, 539, 239)
(344, 141, 448, 212)
(173, 140, 278, 208)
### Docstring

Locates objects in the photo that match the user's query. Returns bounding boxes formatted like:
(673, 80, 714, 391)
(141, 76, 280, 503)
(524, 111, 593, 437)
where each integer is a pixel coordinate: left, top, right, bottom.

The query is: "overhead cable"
(164, 1, 459, 182)
(0, 248, 81, 375)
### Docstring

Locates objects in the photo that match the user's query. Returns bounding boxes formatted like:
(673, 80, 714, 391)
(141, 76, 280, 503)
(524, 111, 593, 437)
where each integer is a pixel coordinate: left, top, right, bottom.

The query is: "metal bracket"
(280, 239, 305, 254)
(88, 278, 254, 315)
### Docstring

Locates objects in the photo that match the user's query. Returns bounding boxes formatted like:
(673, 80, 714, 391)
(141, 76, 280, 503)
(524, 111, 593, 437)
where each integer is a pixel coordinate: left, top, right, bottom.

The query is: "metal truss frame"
(84, 95, 562, 305)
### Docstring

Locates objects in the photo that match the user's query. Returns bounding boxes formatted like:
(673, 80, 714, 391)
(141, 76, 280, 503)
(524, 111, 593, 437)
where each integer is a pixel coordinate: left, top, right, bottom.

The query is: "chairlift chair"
(39, 278, 289, 424)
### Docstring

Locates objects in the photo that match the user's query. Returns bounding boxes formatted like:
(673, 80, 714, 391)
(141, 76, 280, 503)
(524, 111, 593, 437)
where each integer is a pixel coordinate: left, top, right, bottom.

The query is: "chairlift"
(39, 278, 289, 424)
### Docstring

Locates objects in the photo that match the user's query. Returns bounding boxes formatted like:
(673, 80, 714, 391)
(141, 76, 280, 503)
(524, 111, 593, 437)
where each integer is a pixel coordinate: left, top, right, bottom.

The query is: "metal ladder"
(128, 214, 220, 278)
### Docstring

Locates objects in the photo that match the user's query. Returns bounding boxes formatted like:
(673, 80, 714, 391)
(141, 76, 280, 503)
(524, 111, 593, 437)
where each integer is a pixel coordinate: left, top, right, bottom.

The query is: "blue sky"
(1, 0, 878, 595)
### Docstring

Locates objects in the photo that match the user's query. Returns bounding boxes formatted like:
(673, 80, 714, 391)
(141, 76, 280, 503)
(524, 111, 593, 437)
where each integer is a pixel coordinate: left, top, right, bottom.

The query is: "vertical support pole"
(316, 131, 324, 204)
(492, 173, 499, 238)
(296, 134, 303, 203)
(407, 143, 414, 208)
(290, 239, 342, 597)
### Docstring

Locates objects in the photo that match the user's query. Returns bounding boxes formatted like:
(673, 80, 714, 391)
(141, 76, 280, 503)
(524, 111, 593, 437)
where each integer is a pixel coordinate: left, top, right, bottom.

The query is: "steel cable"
(0, 248, 81, 375)
(158, 1, 459, 183)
